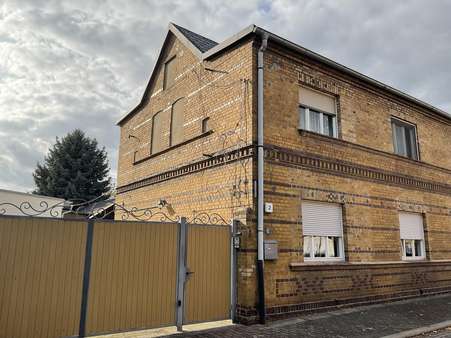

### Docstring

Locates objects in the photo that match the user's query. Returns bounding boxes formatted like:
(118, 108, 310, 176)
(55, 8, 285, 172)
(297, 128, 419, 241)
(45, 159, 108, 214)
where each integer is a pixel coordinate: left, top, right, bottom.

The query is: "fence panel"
(0, 216, 86, 338)
(0, 215, 230, 337)
(86, 220, 179, 335)
(184, 224, 231, 324)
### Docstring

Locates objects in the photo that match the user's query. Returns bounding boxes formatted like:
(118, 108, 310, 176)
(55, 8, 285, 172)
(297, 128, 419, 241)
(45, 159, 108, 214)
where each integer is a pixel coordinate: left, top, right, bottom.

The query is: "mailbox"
(264, 240, 278, 260)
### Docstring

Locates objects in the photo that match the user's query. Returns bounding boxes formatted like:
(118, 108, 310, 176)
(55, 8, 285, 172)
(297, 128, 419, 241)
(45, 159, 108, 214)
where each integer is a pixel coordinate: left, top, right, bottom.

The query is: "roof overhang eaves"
(201, 24, 257, 61)
(254, 27, 451, 121)
(205, 25, 450, 121)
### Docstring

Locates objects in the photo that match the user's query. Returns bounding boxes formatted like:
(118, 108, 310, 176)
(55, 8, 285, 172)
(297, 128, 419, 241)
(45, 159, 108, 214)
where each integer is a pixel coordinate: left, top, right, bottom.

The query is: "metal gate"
(183, 222, 232, 325)
(0, 209, 234, 338)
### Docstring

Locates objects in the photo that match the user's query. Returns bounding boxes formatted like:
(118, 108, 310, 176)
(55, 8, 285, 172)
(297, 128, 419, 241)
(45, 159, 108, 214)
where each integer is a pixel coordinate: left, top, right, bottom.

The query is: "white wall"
(0, 189, 65, 218)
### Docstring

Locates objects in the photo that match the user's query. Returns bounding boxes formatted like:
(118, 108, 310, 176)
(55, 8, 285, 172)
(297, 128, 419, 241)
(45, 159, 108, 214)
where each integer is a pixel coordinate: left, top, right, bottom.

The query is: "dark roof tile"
(173, 24, 218, 52)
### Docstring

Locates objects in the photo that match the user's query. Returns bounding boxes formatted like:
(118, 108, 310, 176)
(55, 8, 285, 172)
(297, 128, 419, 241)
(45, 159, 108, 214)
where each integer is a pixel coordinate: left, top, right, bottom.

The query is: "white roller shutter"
(302, 201, 343, 237)
(299, 86, 336, 114)
(399, 212, 424, 240)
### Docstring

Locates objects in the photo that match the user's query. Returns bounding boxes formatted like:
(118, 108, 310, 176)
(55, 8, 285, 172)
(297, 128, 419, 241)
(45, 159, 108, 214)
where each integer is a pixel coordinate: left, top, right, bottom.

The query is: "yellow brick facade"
(116, 30, 451, 323)
(249, 45, 451, 321)
(116, 33, 255, 221)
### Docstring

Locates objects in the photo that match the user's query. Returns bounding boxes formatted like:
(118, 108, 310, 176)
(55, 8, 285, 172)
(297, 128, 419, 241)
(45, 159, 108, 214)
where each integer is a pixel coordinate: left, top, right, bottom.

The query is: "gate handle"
(186, 269, 194, 279)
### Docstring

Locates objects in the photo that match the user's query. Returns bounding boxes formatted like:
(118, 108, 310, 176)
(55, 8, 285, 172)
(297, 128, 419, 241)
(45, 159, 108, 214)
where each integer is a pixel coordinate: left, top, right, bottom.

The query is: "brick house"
(116, 23, 451, 323)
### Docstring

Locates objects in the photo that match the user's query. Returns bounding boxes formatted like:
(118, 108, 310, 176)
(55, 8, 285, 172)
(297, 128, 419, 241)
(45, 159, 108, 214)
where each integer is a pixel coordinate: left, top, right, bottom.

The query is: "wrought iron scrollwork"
(113, 203, 180, 222)
(1, 194, 230, 225)
(187, 212, 229, 225)
(0, 194, 180, 222)
(0, 200, 66, 218)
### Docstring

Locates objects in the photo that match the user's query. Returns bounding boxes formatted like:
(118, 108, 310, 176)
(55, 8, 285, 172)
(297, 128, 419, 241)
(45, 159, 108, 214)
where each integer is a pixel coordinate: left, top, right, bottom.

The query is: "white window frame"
(302, 201, 345, 262)
(299, 105, 338, 138)
(401, 239, 425, 261)
(399, 212, 425, 261)
(391, 117, 419, 160)
(303, 235, 345, 262)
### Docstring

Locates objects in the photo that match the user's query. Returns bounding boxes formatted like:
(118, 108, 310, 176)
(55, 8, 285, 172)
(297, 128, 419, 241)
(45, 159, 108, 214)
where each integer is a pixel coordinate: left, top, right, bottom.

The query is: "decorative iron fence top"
(186, 212, 229, 226)
(0, 196, 231, 225)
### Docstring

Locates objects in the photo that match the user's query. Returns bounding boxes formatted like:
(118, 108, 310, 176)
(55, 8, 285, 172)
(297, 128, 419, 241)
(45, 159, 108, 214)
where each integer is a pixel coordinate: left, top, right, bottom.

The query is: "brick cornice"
(264, 144, 451, 196)
(117, 142, 451, 197)
(116, 145, 254, 194)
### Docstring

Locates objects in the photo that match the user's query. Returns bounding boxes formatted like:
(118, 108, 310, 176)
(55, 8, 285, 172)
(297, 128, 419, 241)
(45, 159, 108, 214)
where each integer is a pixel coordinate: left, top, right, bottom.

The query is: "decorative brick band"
(117, 142, 451, 198)
(345, 225, 399, 232)
(264, 145, 451, 196)
(236, 289, 451, 324)
(344, 249, 400, 254)
(264, 182, 451, 216)
(116, 145, 254, 194)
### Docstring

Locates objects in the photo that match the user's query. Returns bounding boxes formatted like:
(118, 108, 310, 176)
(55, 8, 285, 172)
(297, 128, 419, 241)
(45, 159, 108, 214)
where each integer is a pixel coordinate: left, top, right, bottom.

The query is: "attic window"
(163, 56, 176, 90)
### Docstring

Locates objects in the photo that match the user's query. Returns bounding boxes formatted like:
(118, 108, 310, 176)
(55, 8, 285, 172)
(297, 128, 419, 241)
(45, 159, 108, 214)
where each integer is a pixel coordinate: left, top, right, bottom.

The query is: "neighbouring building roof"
(117, 23, 451, 125)
(75, 198, 115, 216)
(0, 188, 67, 217)
(0, 188, 65, 202)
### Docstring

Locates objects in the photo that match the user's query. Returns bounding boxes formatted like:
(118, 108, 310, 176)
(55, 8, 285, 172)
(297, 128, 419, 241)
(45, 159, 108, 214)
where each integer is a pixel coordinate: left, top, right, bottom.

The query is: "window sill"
(289, 260, 444, 271)
(298, 128, 338, 140)
(392, 152, 420, 162)
(402, 257, 427, 262)
(133, 130, 213, 165)
(298, 259, 345, 266)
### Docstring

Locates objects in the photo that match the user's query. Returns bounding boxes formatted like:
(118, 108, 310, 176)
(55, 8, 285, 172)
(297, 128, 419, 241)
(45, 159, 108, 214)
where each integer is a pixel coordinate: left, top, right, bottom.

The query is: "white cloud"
(0, 0, 450, 192)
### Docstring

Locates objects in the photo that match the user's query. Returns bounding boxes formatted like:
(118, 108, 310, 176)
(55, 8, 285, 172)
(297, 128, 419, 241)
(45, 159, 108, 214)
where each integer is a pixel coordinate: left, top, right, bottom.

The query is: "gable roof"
(117, 23, 450, 125)
(117, 23, 218, 125)
(172, 23, 218, 53)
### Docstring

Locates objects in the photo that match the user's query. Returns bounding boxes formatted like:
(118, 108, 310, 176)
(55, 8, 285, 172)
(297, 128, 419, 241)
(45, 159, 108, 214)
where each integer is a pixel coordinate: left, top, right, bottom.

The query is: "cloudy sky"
(1, 0, 450, 192)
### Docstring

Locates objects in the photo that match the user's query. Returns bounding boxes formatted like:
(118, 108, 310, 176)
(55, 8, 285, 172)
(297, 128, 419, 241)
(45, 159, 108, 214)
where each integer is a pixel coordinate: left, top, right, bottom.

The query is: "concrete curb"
(382, 320, 451, 338)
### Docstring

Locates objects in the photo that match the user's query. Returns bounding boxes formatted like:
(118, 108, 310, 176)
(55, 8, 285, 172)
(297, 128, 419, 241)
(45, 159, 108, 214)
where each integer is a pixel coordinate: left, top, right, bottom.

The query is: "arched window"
(171, 98, 185, 146)
(151, 111, 164, 154)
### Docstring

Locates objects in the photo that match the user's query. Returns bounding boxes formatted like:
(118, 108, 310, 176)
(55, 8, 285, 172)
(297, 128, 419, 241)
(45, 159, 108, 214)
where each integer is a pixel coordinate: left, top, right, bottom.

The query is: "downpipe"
(257, 31, 268, 325)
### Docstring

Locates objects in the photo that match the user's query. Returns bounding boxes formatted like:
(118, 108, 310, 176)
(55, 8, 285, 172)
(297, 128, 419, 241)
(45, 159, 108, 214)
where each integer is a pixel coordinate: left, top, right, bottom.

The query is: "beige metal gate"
(0, 214, 234, 338)
(85, 220, 179, 335)
(184, 224, 231, 324)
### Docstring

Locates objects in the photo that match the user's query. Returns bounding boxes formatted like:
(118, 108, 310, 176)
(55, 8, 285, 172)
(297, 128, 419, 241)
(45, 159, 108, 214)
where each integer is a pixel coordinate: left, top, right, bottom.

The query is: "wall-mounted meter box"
(264, 240, 278, 260)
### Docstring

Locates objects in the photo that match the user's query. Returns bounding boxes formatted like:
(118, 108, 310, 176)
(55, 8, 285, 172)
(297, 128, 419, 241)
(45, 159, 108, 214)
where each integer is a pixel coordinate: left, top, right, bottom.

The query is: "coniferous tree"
(33, 129, 111, 202)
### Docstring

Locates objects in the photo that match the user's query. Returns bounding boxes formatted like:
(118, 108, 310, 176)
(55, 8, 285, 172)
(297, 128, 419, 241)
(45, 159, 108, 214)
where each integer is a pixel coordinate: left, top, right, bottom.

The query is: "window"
(302, 201, 344, 261)
(399, 212, 425, 260)
(163, 56, 176, 90)
(171, 98, 185, 146)
(391, 118, 418, 160)
(151, 111, 164, 154)
(299, 86, 337, 137)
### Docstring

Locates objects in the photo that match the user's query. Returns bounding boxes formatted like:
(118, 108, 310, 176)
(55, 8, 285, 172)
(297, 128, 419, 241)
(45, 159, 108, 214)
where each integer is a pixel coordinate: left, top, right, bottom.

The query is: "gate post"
(231, 219, 239, 322)
(78, 219, 95, 338)
(176, 217, 187, 331)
